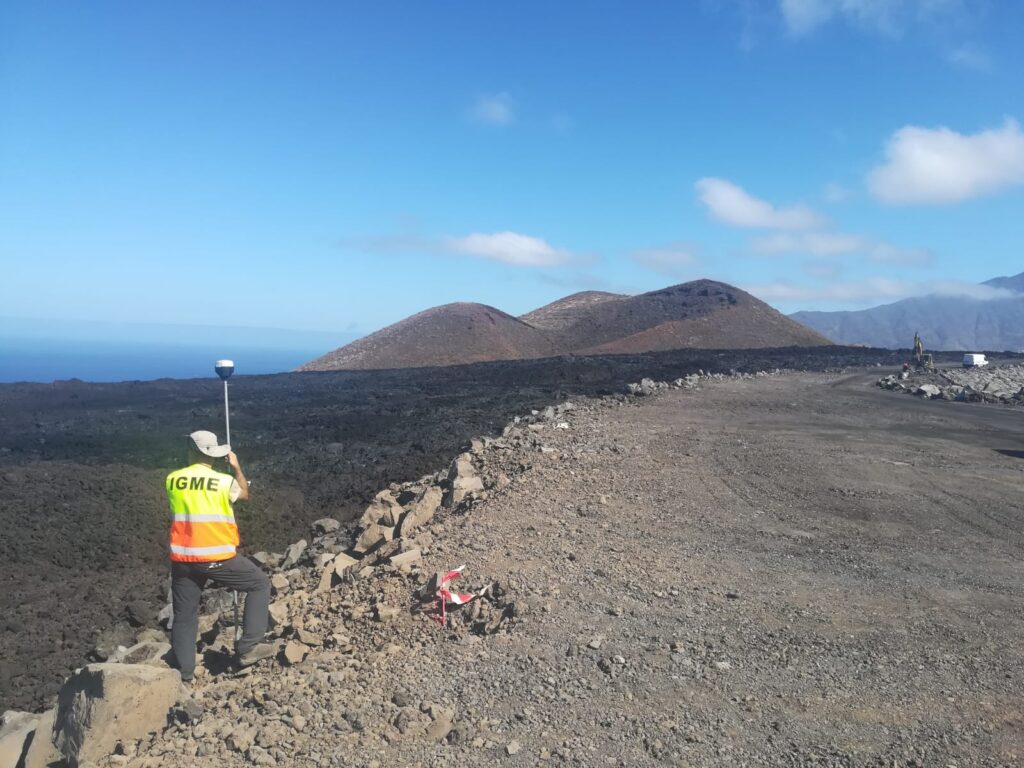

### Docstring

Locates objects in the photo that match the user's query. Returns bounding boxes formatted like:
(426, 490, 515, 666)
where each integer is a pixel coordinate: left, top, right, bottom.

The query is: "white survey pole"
(215, 359, 235, 447)
(214, 359, 239, 646)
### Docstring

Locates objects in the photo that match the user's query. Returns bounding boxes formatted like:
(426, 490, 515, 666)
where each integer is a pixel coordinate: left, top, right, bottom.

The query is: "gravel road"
(134, 369, 1023, 767)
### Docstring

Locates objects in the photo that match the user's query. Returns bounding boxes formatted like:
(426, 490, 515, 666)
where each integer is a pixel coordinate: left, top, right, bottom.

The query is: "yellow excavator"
(912, 331, 934, 372)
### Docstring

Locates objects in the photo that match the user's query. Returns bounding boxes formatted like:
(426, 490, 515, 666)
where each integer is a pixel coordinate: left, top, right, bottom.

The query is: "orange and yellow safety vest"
(166, 463, 239, 562)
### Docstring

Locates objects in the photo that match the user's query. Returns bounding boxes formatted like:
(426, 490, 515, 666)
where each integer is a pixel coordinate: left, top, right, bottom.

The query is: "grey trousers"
(170, 555, 270, 679)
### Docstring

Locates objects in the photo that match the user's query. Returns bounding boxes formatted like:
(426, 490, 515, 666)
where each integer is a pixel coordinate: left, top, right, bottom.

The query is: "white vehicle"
(963, 353, 989, 368)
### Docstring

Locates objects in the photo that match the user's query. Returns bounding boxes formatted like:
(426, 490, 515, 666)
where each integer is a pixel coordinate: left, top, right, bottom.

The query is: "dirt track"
(134, 369, 1024, 766)
(425, 372, 1024, 765)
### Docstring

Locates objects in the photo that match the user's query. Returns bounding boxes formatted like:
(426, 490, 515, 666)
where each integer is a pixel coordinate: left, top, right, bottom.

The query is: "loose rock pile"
(626, 369, 786, 397)
(0, 366, 792, 768)
(877, 362, 1024, 405)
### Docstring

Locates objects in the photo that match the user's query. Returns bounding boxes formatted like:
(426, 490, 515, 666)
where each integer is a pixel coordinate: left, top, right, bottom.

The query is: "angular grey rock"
(313, 560, 335, 594)
(124, 600, 151, 628)
(446, 453, 484, 508)
(112, 641, 171, 667)
(281, 539, 308, 570)
(333, 552, 359, 576)
(311, 517, 340, 535)
(639, 377, 662, 396)
(226, 725, 258, 754)
(251, 551, 281, 568)
(268, 600, 289, 628)
(54, 663, 180, 766)
(916, 384, 941, 398)
(374, 604, 401, 622)
(0, 711, 38, 768)
(399, 486, 443, 536)
(172, 698, 204, 725)
(424, 708, 454, 742)
(295, 628, 321, 646)
(134, 627, 167, 645)
(282, 641, 308, 666)
(90, 622, 136, 662)
(270, 572, 289, 592)
(353, 524, 394, 554)
(21, 707, 60, 768)
(359, 490, 404, 527)
(388, 549, 422, 568)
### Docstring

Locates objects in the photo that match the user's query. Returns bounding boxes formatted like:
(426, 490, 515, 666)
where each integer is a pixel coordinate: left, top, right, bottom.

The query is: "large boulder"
(22, 708, 60, 768)
(333, 552, 359, 576)
(359, 490, 403, 527)
(399, 486, 443, 536)
(445, 454, 484, 508)
(54, 663, 180, 766)
(314, 552, 359, 594)
(281, 539, 308, 570)
(0, 711, 38, 768)
(353, 524, 394, 554)
(311, 517, 340, 535)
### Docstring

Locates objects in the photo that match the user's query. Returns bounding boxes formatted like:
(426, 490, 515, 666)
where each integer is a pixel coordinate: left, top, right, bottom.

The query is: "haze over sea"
(0, 318, 353, 383)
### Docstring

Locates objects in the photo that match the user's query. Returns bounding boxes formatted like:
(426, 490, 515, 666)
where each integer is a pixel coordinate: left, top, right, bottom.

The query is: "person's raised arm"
(227, 451, 250, 501)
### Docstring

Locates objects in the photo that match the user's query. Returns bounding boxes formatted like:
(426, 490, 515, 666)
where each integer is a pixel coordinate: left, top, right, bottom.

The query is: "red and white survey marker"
(431, 565, 489, 626)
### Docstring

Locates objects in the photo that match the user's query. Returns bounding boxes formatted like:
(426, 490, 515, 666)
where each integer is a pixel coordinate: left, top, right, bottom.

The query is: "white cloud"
(469, 93, 515, 125)
(445, 231, 572, 267)
(695, 178, 824, 230)
(340, 228, 577, 268)
(744, 278, 1014, 303)
(630, 244, 699, 278)
(780, 0, 961, 37)
(780, 0, 836, 35)
(946, 44, 993, 72)
(868, 118, 1024, 204)
(751, 232, 932, 264)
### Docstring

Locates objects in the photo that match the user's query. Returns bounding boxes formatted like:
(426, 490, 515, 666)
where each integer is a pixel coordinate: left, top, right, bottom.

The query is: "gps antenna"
(215, 359, 235, 447)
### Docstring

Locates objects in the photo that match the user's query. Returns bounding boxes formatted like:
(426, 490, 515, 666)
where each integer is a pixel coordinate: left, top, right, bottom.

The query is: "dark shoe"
(237, 642, 279, 668)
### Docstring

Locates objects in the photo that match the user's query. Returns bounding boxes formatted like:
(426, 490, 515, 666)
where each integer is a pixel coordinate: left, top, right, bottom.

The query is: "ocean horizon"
(0, 319, 355, 384)
(0, 337, 338, 384)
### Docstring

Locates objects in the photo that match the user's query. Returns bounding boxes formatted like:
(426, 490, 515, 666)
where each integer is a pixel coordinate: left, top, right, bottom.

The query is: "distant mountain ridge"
(299, 280, 830, 371)
(791, 271, 1024, 351)
(982, 272, 1024, 294)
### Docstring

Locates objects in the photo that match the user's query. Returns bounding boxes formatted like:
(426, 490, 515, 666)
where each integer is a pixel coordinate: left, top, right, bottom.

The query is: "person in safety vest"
(167, 430, 276, 681)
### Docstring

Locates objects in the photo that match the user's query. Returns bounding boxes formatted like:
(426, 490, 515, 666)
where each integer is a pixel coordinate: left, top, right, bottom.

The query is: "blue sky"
(2, 0, 1022, 339)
